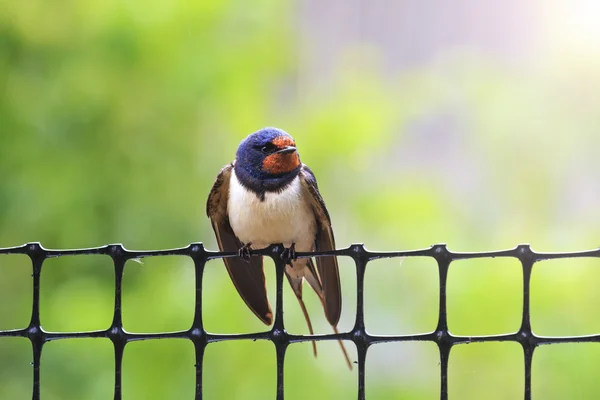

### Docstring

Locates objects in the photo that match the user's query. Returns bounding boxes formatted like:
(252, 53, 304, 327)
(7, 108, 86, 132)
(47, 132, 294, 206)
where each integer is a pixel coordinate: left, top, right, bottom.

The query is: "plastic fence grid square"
(122, 339, 195, 399)
(122, 256, 195, 333)
(201, 257, 276, 334)
(364, 256, 438, 335)
(531, 258, 600, 336)
(40, 255, 114, 332)
(366, 341, 439, 399)
(0, 337, 31, 399)
(41, 339, 114, 399)
(1, 242, 600, 400)
(0, 255, 32, 329)
(448, 342, 523, 399)
(447, 257, 522, 336)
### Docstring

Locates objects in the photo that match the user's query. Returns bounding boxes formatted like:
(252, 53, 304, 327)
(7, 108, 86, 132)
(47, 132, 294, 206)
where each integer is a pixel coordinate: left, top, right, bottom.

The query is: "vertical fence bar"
(517, 245, 536, 400)
(108, 245, 127, 400)
(270, 245, 289, 400)
(27, 244, 45, 400)
(433, 245, 451, 400)
(190, 243, 208, 400)
(350, 244, 369, 400)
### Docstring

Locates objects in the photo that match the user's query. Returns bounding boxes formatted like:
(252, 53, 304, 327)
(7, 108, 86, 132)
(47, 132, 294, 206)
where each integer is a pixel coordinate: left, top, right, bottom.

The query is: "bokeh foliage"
(2, 0, 600, 399)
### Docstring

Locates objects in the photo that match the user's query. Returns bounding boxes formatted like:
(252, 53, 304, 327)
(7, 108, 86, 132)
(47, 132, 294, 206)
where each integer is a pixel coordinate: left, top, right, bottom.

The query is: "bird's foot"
(238, 242, 253, 263)
(281, 243, 297, 266)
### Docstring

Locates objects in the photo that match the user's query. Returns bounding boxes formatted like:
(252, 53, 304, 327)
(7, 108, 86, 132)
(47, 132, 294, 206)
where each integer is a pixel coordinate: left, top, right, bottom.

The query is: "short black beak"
(275, 146, 297, 154)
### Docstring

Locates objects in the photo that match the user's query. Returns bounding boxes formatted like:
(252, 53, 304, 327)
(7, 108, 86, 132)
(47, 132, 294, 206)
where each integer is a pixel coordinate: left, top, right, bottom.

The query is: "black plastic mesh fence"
(1, 242, 599, 399)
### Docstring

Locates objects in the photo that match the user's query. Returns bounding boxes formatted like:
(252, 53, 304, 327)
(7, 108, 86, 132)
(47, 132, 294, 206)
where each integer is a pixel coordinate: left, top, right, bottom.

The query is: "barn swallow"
(206, 127, 352, 369)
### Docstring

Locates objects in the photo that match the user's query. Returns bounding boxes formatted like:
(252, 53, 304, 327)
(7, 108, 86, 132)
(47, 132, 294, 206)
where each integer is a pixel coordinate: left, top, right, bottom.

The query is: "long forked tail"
(298, 295, 353, 370)
(286, 261, 353, 370)
(332, 324, 353, 370)
(296, 295, 318, 357)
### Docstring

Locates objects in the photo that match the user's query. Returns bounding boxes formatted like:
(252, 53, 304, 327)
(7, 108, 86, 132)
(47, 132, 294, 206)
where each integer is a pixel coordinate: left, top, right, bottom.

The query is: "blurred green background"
(2, 0, 600, 398)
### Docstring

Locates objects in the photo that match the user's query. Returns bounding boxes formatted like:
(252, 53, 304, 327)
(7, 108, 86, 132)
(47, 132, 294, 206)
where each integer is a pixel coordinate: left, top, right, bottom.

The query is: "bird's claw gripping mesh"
(1, 242, 599, 400)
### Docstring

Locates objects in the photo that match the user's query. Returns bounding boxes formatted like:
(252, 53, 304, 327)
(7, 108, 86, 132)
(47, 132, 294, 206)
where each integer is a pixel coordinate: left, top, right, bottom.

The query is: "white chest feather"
(227, 171, 317, 251)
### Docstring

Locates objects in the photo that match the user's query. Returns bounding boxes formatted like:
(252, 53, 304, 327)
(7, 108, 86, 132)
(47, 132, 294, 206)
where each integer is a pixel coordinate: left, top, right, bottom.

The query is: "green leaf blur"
(2, 0, 600, 399)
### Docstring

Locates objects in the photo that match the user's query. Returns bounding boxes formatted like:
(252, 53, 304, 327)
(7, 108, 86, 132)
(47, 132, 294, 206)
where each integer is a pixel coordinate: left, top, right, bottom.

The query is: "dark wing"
(206, 164, 273, 325)
(299, 164, 342, 326)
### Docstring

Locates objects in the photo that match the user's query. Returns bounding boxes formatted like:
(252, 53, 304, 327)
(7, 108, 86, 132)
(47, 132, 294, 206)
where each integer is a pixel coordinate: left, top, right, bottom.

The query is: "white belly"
(227, 171, 317, 251)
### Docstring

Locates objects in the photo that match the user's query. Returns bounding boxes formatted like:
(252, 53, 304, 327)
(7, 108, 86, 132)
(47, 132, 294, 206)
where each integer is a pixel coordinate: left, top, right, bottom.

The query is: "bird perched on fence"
(206, 127, 352, 369)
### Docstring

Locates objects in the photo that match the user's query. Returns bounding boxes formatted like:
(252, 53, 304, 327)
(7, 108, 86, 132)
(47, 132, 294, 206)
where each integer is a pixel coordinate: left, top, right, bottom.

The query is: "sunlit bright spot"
(544, 0, 600, 52)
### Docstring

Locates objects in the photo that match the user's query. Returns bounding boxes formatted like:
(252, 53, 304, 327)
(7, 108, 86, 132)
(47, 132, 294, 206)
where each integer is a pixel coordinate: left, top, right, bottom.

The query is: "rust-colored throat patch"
(262, 136, 300, 174)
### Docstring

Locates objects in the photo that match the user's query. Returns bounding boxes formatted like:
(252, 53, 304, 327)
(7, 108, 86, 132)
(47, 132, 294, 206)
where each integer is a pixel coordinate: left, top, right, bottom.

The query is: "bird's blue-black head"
(234, 127, 301, 199)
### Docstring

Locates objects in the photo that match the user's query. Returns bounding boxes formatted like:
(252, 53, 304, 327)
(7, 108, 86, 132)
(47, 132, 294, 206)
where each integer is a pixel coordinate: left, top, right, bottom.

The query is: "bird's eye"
(260, 143, 277, 153)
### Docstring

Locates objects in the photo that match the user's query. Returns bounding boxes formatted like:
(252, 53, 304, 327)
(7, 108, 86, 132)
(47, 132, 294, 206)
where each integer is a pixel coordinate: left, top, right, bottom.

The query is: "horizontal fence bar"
(2, 242, 599, 260)
(1, 242, 599, 400)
